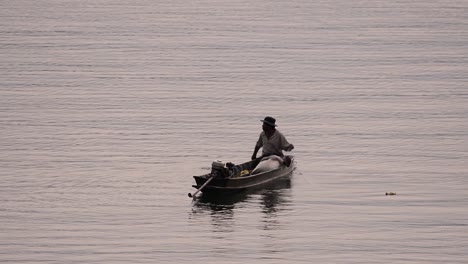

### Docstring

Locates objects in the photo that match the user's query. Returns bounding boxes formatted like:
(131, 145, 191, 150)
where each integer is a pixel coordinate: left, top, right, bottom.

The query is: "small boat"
(189, 155, 295, 198)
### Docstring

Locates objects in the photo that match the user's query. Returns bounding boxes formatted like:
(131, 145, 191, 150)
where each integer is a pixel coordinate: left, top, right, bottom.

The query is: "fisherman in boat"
(188, 117, 296, 197)
(251, 116, 294, 172)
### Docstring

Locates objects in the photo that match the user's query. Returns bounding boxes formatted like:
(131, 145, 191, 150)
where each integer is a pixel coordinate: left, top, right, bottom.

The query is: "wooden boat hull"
(192, 156, 295, 195)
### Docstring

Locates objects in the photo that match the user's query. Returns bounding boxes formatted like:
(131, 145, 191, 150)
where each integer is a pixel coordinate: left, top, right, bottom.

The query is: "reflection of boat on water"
(190, 155, 295, 200)
(190, 178, 293, 234)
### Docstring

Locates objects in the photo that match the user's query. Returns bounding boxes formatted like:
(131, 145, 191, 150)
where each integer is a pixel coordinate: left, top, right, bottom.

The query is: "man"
(251, 116, 294, 161)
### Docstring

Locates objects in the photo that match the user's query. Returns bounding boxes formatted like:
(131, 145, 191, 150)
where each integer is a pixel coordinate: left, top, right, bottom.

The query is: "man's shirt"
(256, 130, 291, 157)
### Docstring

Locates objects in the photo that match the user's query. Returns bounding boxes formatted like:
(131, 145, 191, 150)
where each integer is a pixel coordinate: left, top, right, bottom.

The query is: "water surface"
(1, 0, 467, 263)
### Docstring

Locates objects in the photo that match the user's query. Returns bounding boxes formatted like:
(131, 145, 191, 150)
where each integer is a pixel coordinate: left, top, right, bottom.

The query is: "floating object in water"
(386, 192, 396, 196)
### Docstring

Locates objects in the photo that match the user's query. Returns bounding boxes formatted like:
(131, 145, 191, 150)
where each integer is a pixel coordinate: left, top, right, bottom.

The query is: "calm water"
(1, 0, 467, 263)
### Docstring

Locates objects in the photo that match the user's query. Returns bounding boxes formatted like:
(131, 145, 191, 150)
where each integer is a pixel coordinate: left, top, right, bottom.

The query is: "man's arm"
(252, 145, 261, 160)
(279, 132, 294, 152)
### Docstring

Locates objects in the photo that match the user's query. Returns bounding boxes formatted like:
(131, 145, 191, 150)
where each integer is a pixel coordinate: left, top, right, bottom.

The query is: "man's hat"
(260, 116, 277, 127)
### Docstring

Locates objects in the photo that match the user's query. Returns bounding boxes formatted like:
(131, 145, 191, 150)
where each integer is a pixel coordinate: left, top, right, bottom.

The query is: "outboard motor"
(211, 160, 230, 178)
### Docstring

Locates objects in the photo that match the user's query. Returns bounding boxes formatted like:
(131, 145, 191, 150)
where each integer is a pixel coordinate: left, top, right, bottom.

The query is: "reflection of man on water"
(251, 116, 294, 172)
